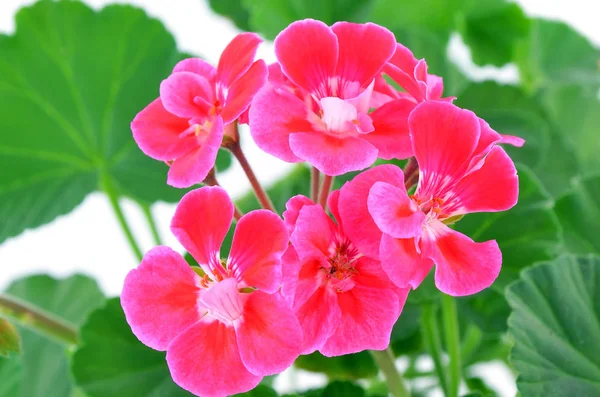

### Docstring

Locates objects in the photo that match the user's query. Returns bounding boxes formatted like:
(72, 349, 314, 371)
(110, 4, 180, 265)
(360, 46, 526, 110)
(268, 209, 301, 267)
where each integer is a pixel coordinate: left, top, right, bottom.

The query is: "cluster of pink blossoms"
(124, 19, 523, 397)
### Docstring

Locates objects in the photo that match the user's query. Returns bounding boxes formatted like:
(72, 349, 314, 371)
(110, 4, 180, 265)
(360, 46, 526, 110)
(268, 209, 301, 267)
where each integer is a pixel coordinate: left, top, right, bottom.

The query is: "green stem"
(318, 175, 334, 209)
(0, 294, 78, 346)
(442, 294, 461, 397)
(421, 303, 449, 395)
(141, 203, 162, 246)
(103, 176, 143, 261)
(311, 166, 320, 203)
(370, 348, 411, 397)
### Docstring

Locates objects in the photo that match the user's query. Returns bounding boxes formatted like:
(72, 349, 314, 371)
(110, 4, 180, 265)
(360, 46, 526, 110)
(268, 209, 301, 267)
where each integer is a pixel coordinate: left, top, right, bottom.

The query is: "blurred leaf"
(455, 82, 579, 197)
(507, 254, 600, 397)
(370, 0, 459, 35)
(0, 1, 189, 243)
(1, 274, 105, 397)
(458, 0, 530, 66)
(515, 19, 600, 92)
(460, 324, 509, 367)
(0, 319, 20, 358)
(294, 351, 378, 380)
(235, 384, 279, 396)
(555, 175, 600, 255)
(216, 148, 233, 173)
(208, 0, 251, 31)
(71, 298, 192, 397)
(0, 358, 21, 397)
(322, 381, 365, 397)
(242, 0, 375, 40)
(464, 376, 497, 396)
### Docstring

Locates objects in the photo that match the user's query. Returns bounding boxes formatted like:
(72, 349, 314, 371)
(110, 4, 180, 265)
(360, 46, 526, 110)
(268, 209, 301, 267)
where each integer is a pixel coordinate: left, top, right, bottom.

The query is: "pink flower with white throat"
(282, 192, 409, 356)
(339, 101, 520, 296)
(131, 33, 267, 188)
(250, 19, 419, 175)
(121, 186, 302, 397)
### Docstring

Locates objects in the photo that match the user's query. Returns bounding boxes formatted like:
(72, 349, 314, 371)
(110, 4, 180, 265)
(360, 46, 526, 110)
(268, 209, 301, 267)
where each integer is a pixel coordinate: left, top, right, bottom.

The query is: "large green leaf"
(0, 274, 105, 397)
(0, 1, 189, 243)
(555, 175, 600, 255)
(455, 82, 579, 197)
(507, 254, 600, 396)
(515, 19, 600, 92)
(208, 0, 251, 31)
(71, 298, 191, 397)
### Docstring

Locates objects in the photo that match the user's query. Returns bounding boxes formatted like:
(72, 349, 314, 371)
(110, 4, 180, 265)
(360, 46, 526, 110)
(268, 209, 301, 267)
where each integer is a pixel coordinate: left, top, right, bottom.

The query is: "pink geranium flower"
(281, 192, 409, 356)
(121, 186, 302, 397)
(131, 33, 267, 188)
(250, 19, 419, 175)
(339, 101, 520, 296)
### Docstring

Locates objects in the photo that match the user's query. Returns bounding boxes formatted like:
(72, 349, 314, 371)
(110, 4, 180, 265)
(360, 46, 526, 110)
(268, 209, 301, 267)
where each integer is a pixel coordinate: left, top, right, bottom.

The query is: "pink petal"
(320, 258, 404, 356)
(424, 222, 501, 296)
(200, 278, 245, 324)
(216, 32, 262, 89)
(389, 43, 418, 74)
(281, 246, 301, 305)
(131, 98, 196, 161)
(500, 134, 526, 147)
(167, 320, 261, 397)
(283, 195, 315, 234)
(160, 72, 213, 119)
(410, 102, 480, 198)
(289, 132, 378, 176)
(379, 234, 434, 289)
(249, 85, 307, 163)
(320, 97, 358, 133)
(291, 204, 334, 261)
(467, 119, 501, 172)
(327, 189, 342, 226)
(427, 74, 444, 100)
(338, 164, 405, 258)
(173, 58, 216, 82)
(228, 210, 289, 294)
(443, 146, 519, 215)
(235, 292, 302, 375)
(368, 181, 425, 239)
(121, 246, 202, 351)
(221, 60, 268, 124)
(331, 22, 396, 90)
(171, 185, 232, 277)
(166, 116, 224, 188)
(274, 19, 338, 95)
(365, 97, 415, 160)
(296, 281, 342, 354)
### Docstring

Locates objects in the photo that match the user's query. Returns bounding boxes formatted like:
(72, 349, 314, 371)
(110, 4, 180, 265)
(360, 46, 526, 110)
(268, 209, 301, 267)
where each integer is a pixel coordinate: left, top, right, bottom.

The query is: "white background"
(0, 0, 599, 395)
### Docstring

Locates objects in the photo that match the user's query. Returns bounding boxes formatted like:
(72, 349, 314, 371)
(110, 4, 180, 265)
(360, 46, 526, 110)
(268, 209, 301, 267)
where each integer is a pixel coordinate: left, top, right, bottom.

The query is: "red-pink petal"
(167, 320, 261, 397)
(364, 98, 415, 160)
(131, 98, 196, 161)
(121, 246, 202, 351)
(338, 164, 405, 258)
(173, 58, 216, 83)
(228, 210, 288, 294)
(283, 195, 315, 234)
(327, 189, 342, 226)
(379, 234, 434, 289)
(291, 204, 334, 261)
(216, 32, 262, 89)
(410, 101, 480, 198)
(500, 134, 526, 147)
(249, 85, 307, 163)
(368, 181, 425, 239)
(166, 116, 224, 188)
(281, 246, 301, 305)
(275, 19, 338, 95)
(331, 22, 396, 90)
(289, 133, 378, 176)
(424, 222, 501, 296)
(221, 60, 268, 124)
(444, 146, 519, 215)
(160, 72, 213, 119)
(296, 282, 341, 354)
(320, 258, 405, 356)
(200, 278, 245, 324)
(171, 185, 233, 276)
(235, 292, 302, 375)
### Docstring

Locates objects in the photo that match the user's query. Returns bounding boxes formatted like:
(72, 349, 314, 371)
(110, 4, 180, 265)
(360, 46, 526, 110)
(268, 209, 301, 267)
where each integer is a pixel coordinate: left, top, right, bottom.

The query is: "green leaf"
(208, 0, 251, 31)
(0, 1, 189, 243)
(1, 274, 105, 397)
(507, 254, 600, 397)
(322, 381, 366, 397)
(515, 19, 600, 92)
(235, 384, 279, 396)
(555, 175, 600, 255)
(242, 0, 375, 40)
(370, 0, 459, 35)
(0, 358, 22, 397)
(294, 351, 378, 380)
(0, 319, 20, 358)
(71, 298, 191, 397)
(458, 0, 530, 66)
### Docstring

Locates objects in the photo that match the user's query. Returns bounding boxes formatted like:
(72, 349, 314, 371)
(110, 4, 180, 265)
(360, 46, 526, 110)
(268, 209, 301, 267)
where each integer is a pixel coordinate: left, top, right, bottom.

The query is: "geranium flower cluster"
(124, 19, 523, 397)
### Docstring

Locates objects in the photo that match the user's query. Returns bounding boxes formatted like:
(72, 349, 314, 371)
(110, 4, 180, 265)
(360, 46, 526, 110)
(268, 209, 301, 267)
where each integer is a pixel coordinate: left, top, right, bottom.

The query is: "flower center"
(323, 233, 362, 293)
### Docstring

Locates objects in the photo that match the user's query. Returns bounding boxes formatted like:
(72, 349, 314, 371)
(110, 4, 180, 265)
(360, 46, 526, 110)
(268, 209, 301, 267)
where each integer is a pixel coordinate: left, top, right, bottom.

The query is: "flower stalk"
(421, 303, 449, 395)
(370, 348, 411, 397)
(318, 174, 334, 209)
(311, 166, 321, 202)
(442, 294, 462, 397)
